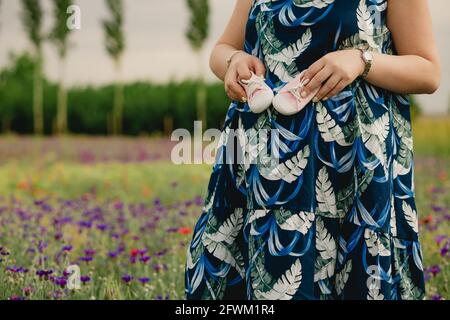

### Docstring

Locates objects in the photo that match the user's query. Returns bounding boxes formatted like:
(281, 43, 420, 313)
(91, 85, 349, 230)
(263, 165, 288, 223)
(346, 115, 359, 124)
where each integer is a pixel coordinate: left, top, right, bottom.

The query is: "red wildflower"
(420, 214, 433, 225)
(130, 248, 140, 257)
(178, 227, 192, 235)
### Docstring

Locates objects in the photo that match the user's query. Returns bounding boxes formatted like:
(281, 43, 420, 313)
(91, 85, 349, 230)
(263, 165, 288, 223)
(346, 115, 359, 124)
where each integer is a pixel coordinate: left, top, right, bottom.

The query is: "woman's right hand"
(224, 52, 266, 102)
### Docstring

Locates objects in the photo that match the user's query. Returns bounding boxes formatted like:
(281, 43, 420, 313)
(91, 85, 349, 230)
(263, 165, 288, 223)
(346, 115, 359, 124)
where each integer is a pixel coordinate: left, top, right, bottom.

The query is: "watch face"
(363, 51, 373, 62)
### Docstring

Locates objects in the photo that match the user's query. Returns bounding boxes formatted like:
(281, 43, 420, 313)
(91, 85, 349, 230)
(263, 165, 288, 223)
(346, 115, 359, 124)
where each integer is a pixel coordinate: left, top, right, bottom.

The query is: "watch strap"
(357, 47, 372, 78)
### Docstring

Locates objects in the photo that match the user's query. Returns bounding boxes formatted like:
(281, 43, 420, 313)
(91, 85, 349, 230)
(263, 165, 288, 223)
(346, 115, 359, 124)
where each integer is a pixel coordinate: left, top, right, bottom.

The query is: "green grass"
(412, 116, 450, 157)
(0, 116, 448, 300)
(0, 156, 447, 300)
(0, 161, 211, 203)
(0, 161, 213, 300)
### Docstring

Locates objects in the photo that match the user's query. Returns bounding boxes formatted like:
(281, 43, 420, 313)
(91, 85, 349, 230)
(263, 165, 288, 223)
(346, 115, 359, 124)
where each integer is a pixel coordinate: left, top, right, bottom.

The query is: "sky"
(0, 0, 448, 115)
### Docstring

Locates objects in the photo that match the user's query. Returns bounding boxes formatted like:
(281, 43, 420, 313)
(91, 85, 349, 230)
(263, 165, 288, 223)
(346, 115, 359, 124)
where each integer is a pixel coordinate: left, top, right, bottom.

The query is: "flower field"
(0, 117, 449, 300)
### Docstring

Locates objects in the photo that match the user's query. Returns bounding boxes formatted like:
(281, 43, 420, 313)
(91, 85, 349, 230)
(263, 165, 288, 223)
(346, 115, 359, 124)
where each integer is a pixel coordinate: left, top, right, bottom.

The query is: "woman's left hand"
(300, 49, 366, 102)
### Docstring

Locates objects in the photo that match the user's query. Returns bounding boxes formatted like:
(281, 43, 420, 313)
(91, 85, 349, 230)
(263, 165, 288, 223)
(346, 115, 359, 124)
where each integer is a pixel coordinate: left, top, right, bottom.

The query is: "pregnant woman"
(185, 0, 440, 300)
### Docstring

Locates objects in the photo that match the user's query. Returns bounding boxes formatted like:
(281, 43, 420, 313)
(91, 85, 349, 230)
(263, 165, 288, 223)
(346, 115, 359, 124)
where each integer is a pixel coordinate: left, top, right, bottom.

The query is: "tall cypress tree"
(21, 0, 44, 135)
(185, 0, 210, 130)
(103, 0, 125, 135)
(50, 0, 73, 134)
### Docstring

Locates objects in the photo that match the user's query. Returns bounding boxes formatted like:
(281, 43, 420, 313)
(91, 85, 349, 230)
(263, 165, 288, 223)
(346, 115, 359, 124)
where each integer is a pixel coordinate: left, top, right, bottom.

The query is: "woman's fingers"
(251, 58, 266, 78)
(314, 74, 341, 101)
(225, 68, 247, 102)
(302, 58, 326, 85)
(237, 64, 252, 82)
(325, 80, 348, 100)
(223, 57, 266, 102)
(226, 80, 247, 101)
(301, 65, 332, 99)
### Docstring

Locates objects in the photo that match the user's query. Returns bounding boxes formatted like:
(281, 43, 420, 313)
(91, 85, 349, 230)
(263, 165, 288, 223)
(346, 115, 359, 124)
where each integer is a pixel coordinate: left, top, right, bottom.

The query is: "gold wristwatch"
(356, 47, 373, 78)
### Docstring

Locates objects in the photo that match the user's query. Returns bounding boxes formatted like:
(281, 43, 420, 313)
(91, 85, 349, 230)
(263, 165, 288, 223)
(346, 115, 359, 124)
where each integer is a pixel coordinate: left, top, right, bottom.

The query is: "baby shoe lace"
(287, 77, 309, 102)
(240, 74, 267, 97)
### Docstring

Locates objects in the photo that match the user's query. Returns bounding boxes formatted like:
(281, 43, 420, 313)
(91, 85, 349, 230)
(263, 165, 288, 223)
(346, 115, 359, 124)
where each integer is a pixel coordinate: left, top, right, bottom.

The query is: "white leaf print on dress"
(202, 209, 246, 278)
(357, 0, 379, 49)
(316, 101, 352, 146)
(265, 29, 312, 83)
(364, 229, 390, 257)
(392, 105, 414, 179)
(267, 28, 312, 64)
(390, 195, 397, 237)
(316, 166, 338, 217)
(314, 217, 337, 281)
(402, 201, 419, 233)
(356, 89, 389, 176)
(237, 116, 270, 171)
(248, 209, 269, 225)
(335, 260, 352, 295)
(186, 245, 196, 270)
(279, 210, 315, 235)
(258, 145, 310, 183)
(360, 112, 390, 176)
(255, 259, 303, 300)
(367, 286, 385, 300)
(293, 0, 335, 9)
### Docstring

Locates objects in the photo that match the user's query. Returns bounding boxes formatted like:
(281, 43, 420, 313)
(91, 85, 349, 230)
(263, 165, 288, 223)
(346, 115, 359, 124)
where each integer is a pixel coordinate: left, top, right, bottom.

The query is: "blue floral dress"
(185, 0, 425, 300)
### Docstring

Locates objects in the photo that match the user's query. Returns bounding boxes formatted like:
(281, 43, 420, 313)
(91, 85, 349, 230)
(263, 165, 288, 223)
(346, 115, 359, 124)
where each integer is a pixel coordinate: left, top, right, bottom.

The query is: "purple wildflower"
(138, 277, 150, 285)
(427, 265, 441, 277)
(54, 276, 67, 288)
(440, 243, 449, 257)
(84, 249, 96, 256)
(37, 241, 48, 253)
(96, 224, 108, 231)
(36, 269, 53, 280)
(435, 235, 447, 245)
(6, 266, 29, 273)
(121, 274, 133, 284)
(62, 245, 73, 252)
(108, 251, 118, 259)
(194, 196, 203, 206)
(78, 220, 92, 229)
(79, 256, 93, 262)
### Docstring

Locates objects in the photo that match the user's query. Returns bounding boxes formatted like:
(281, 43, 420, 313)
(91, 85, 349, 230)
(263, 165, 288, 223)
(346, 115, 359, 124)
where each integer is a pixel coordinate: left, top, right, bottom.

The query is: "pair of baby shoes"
(239, 71, 320, 116)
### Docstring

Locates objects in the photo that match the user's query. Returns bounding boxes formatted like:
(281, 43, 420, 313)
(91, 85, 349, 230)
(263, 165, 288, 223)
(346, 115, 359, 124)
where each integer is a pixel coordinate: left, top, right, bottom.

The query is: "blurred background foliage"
(0, 52, 230, 135)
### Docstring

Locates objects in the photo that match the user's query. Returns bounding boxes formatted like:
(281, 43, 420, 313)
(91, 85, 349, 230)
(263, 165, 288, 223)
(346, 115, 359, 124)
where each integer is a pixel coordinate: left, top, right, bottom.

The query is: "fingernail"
(241, 97, 247, 103)
(312, 97, 319, 103)
(323, 97, 328, 101)
(301, 91, 308, 98)
(302, 79, 310, 86)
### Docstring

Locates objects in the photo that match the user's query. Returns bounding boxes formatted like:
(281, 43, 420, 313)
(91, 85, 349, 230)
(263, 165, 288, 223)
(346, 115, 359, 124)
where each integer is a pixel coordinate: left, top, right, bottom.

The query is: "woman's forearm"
(209, 44, 241, 81)
(208, 0, 253, 82)
(366, 53, 440, 94)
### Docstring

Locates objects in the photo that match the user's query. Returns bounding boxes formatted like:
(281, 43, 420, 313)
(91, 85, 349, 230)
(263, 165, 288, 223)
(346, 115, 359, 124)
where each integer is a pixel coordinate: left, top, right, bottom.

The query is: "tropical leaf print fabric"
(184, 0, 425, 300)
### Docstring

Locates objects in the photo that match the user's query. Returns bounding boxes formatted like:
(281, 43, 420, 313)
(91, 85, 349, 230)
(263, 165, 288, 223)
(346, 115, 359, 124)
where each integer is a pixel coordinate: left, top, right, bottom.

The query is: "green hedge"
(0, 53, 230, 135)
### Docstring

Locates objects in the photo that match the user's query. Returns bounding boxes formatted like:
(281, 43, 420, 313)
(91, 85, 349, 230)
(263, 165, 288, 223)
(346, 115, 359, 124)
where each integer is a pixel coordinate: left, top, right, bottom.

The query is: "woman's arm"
(301, 0, 441, 102)
(209, 0, 266, 102)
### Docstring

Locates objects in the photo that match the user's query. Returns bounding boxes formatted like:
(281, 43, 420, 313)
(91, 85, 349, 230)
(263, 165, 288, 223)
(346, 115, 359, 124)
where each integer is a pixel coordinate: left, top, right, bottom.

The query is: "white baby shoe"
(272, 71, 320, 116)
(239, 71, 274, 114)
